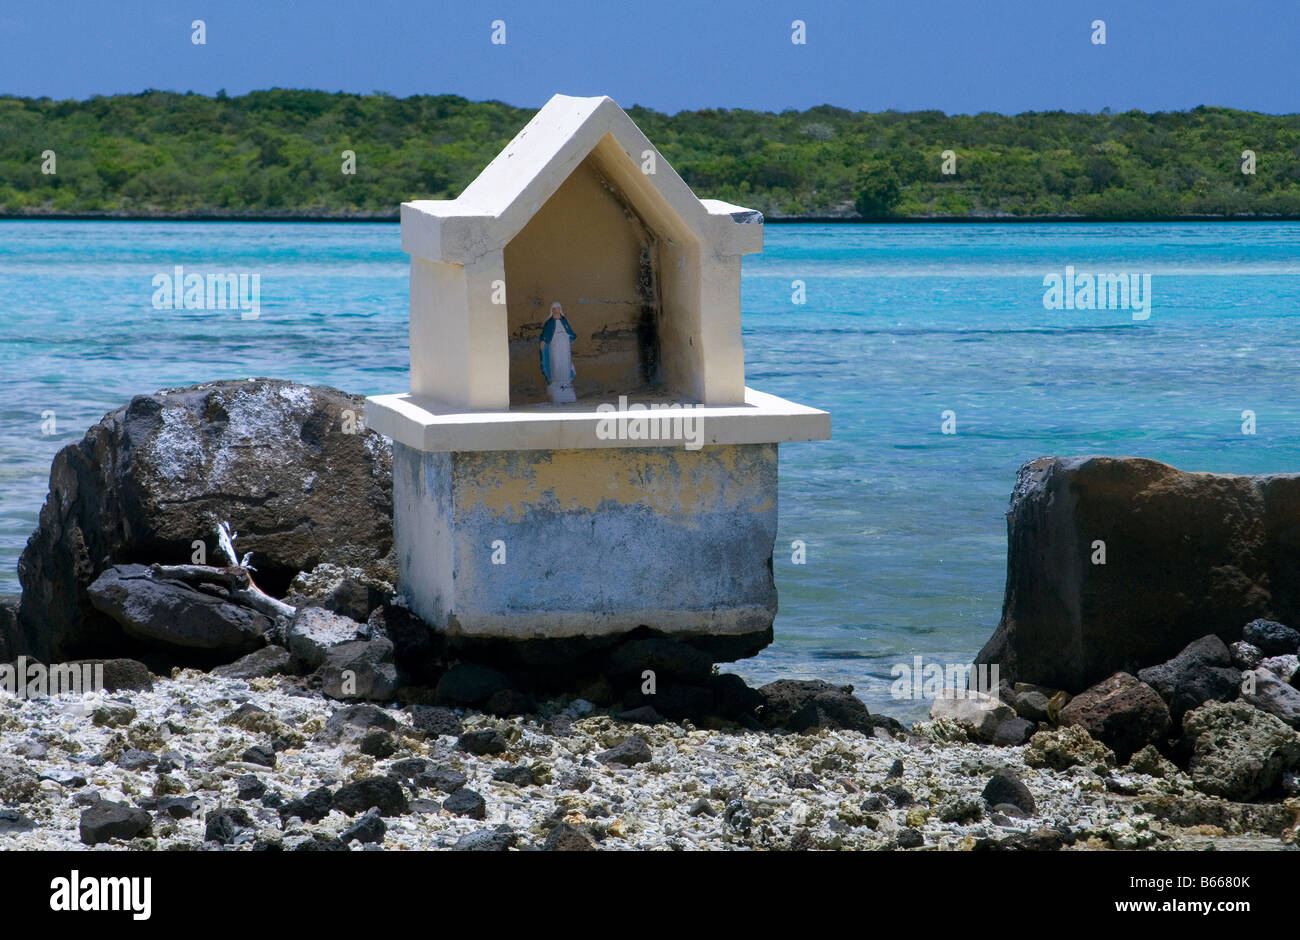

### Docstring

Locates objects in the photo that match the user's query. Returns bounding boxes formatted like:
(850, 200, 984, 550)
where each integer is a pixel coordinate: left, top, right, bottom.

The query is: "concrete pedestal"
(393, 441, 779, 657)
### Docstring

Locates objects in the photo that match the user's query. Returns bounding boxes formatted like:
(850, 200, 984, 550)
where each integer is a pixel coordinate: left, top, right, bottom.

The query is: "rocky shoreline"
(3, 379, 1299, 851)
(0, 663, 1295, 851)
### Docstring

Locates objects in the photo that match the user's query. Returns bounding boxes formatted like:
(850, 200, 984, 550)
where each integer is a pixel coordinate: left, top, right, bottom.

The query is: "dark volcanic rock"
(757, 679, 879, 733)
(616, 705, 663, 725)
(1230, 641, 1264, 670)
(240, 745, 276, 769)
(204, 807, 252, 845)
(442, 788, 487, 819)
(289, 833, 350, 852)
(235, 776, 266, 801)
(359, 730, 397, 758)
(0, 809, 36, 833)
(884, 785, 913, 807)
(80, 801, 151, 844)
(972, 827, 1067, 852)
(280, 786, 334, 823)
(387, 758, 433, 781)
(332, 776, 409, 816)
(1058, 671, 1171, 761)
(981, 769, 1036, 815)
(317, 704, 399, 745)
(454, 828, 515, 851)
(87, 565, 272, 653)
(17, 379, 393, 662)
(991, 717, 1036, 745)
(634, 683, 713, 720)
(709, 672, 765, 719)
(543, 821, 597, 851)
(211, 645, 291, 680)
(407, 705, 463, 739)
(341, 807, 387, 844)
(1137, 635, 1243, 722)
(1012, 688, 1052, 722)
(66, 657, 155, 691)
(975, 456, 1300, 692)
(416, 767, 468, 794)
(115, 749, 158, 771)
(545, 715, 574, 737)
(492, 764, 536, 786)
(458, 729, 508, 756)
(317, 637, 399, 701)
(595, 736, 653, 767)
(1242, 618, 1300, 656)
(896, 829, 924, 849)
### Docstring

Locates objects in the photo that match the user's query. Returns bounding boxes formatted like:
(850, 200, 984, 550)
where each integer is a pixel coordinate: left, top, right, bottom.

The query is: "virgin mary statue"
(539, 301, 577, 403)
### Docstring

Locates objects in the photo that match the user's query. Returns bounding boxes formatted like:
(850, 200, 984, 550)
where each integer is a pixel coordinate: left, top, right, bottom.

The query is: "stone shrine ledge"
(365, 387, 829, 453)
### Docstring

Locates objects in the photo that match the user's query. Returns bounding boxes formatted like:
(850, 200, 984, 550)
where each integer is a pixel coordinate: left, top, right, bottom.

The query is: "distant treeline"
(3, 89, 1300, 220)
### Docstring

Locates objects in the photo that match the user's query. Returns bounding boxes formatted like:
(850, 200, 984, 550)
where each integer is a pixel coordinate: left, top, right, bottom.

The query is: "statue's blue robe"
(539, 316, 577, 384)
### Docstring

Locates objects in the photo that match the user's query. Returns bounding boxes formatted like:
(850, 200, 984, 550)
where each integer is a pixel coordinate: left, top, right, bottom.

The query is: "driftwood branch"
(215, 521, 242, 568)
(229, 586, 297, 620)
(151, 564, 250, 588)
(147, 520, 298, 620)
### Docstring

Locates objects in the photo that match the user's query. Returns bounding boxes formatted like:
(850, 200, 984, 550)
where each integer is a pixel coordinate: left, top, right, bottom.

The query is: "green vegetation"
(2, 90, 1299, 219)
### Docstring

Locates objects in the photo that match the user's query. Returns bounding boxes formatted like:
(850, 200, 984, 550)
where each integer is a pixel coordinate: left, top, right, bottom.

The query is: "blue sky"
(0, 0, 1295, 114)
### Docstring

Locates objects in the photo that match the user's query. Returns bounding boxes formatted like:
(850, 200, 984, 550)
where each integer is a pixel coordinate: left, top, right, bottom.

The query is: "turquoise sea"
(2, 221, 1298, 719)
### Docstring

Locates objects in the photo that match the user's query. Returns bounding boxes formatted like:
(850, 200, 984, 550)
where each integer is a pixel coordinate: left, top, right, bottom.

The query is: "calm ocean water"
(2, 221, 1298, 719)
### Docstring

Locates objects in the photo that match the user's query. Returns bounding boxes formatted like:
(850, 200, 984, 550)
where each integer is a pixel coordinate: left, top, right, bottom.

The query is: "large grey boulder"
(287, 606, 365, 671)
(317, 637, 400, 701)
(1240, 667, 1300, 730)
(87, 564, 271, 653)
(16, 379, 393, 661)
(976, 456, 1300, 693)
(928, 689, 1015, 742)
(1182, 700, 1300, 801)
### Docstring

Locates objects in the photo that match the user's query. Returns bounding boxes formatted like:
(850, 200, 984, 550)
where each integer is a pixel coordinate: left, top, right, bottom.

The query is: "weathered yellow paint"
(456, 445, 772, 523)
